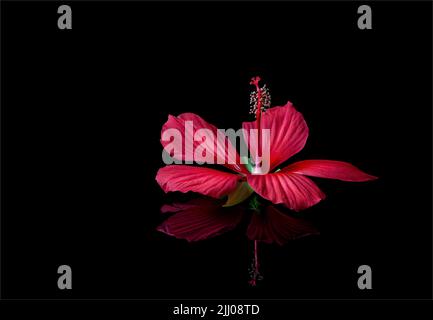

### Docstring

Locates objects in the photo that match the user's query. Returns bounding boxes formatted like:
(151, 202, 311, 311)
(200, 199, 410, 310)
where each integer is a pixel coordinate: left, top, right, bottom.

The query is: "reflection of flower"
(156, 77, 376, 211)
(158, 197, 319, 286)
(158, 198, 318, 245)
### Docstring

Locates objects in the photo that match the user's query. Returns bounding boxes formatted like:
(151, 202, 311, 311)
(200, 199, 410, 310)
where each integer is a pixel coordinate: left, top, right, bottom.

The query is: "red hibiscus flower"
(156, 77, 376, 212)
(155, 76, 377, 286)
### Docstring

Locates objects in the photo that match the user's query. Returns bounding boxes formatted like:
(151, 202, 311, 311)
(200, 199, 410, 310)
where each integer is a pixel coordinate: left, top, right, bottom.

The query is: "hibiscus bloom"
(156, 77, 376, 286)
(156, 77, 376, 212)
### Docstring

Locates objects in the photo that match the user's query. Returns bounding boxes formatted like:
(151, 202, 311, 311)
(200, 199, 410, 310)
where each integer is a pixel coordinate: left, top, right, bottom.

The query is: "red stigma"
(250, 76, 261, 88)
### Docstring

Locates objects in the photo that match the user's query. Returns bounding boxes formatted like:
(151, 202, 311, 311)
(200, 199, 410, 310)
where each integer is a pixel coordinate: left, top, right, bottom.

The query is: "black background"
(1, 1, 431, 300)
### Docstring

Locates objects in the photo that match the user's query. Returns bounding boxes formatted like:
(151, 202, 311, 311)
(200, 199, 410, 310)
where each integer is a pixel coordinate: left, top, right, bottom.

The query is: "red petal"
(285, 160, 377, 182)
(247, 206, 319, 245)
(247, 171, 325, 211)
(158, 199, 244, 241)
(156, 165, 240, 198)
(242, 102, 309, 172)
(161, 113, 247, 174)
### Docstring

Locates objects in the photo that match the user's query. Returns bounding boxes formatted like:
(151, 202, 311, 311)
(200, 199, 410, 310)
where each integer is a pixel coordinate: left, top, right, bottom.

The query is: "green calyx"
(249, 194, 264, 213)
